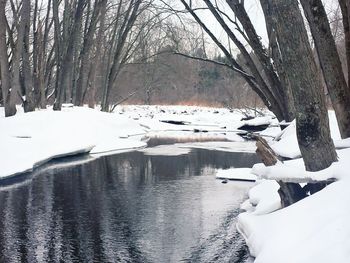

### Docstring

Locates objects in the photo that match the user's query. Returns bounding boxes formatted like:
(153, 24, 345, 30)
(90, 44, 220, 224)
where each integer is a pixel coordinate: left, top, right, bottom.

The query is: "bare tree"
(270, 0, 337, 174)
(75, 0, 107, 106)
(53, 0, 87, 111)
(179, 0, 285, 120)
(22, 0, 35, 112)
(101, 0, 142, 112)
(0, 0, 16, 116)
(339, 0, 350, 84)
(300, 0, 350, 139)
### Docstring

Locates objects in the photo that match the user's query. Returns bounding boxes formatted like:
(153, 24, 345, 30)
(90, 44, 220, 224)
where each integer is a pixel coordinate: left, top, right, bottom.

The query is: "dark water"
(0, 148, 259, 263)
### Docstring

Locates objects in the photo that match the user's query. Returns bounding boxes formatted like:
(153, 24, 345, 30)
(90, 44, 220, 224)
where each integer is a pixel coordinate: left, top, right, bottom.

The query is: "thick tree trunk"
(0, 0, 16, 116)
(339, 0, 350, 85)
(301, 0, 350, 139)
(260, 0, 295, 121)
(271, 0, 338, 172)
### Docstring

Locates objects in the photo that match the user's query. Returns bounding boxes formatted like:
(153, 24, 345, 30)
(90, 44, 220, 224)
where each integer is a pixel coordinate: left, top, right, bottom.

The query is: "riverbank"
(230, 112, 350, 263)
(0, 105, 274, 179)
(0, 106, 147, 178)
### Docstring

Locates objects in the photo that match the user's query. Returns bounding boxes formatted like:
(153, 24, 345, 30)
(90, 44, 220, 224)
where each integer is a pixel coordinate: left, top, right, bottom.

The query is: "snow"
(271, 111, 345, 159)
(0, 107, 147, 178)
(140, 144, 192, 156)
(238, 174, 350, 263)
(247, 180, 281, 215)
(0, 105, 268, 179)
(241, 116, 274, 127)
(251, 147, 350, 183)
(238, 124, 350, 263)
(116, 105, 276, 138)
(216, 168, 257, 181)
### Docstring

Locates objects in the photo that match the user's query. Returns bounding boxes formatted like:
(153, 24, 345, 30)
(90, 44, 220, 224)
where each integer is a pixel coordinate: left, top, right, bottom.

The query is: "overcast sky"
(173, 0, 339, 56)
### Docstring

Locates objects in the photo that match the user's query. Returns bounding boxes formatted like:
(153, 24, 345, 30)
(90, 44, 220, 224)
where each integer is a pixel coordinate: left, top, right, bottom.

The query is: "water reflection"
(0, 148, 259, 262)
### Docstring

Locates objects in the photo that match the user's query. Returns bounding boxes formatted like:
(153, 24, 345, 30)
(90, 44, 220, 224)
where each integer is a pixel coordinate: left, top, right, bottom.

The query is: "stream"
(0, 145, 259, 262)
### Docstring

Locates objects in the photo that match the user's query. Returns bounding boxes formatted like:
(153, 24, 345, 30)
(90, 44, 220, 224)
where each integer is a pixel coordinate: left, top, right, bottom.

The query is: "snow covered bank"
(0, 107, 147, 178)
(237, 113, 350, 263)
(1, 105, 270, 179)
(114, 105, 278, 138)
(238, 174, 350, 263)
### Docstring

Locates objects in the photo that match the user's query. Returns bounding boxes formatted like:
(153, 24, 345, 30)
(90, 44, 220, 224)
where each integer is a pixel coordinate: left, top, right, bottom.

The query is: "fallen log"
(255, 136, 307, 207)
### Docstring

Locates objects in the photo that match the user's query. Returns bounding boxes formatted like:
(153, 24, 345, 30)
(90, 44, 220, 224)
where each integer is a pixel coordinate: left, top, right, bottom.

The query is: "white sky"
(172, 0, 339, 56)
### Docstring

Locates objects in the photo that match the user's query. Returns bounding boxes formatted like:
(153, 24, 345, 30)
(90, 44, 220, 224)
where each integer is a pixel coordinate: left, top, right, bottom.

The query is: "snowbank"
(0, 105, 276, 179)
(216, 168, 257, 181)
(238, 178, 350, 263)
(238, 147, 350, 263)
(115, 105, 278, 140)
(0, 107, 147, 178)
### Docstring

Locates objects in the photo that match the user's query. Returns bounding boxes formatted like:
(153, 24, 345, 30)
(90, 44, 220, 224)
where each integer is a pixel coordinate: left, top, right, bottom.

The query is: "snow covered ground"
(0, 106, 147, 178)
(0, 105, 270, 178)
(233, 111, 350, 263)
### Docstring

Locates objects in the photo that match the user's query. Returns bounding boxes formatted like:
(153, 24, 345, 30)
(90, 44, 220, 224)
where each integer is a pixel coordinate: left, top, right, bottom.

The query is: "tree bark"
(339, 0, 350, 85)
(22, 0, 35, 112)
(52, 0, 62, 110)
(260, 0, 295, 121)
(88, 0, 107, 108)
(0, 0, 16, 116)
(54, 0, 86, 110)
(255, 137, 307, 207)
(301, 0, 350, 139)
(271, 0, 338, 172)
(76, 0, 105, 106)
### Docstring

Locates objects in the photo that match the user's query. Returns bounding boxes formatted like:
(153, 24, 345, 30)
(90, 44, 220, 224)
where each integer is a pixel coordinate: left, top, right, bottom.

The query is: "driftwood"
(255, 136, 307, 207)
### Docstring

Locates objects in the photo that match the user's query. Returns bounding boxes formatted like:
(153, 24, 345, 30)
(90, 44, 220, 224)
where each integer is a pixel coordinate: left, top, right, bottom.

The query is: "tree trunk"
(22, 0, 35, 112)
(260, 0, 295, 121)
(301, 0, 350, 139)
(37, 0, 52, 109)
(88, 0, 107, 108)
(271, 0, 338, 172)
(339, 0, 350, 85)
(76, 0, 105, 106)
(54, 0, 86, 110)
(0, 0, 16, 116)
(52, 0, 62, 110)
